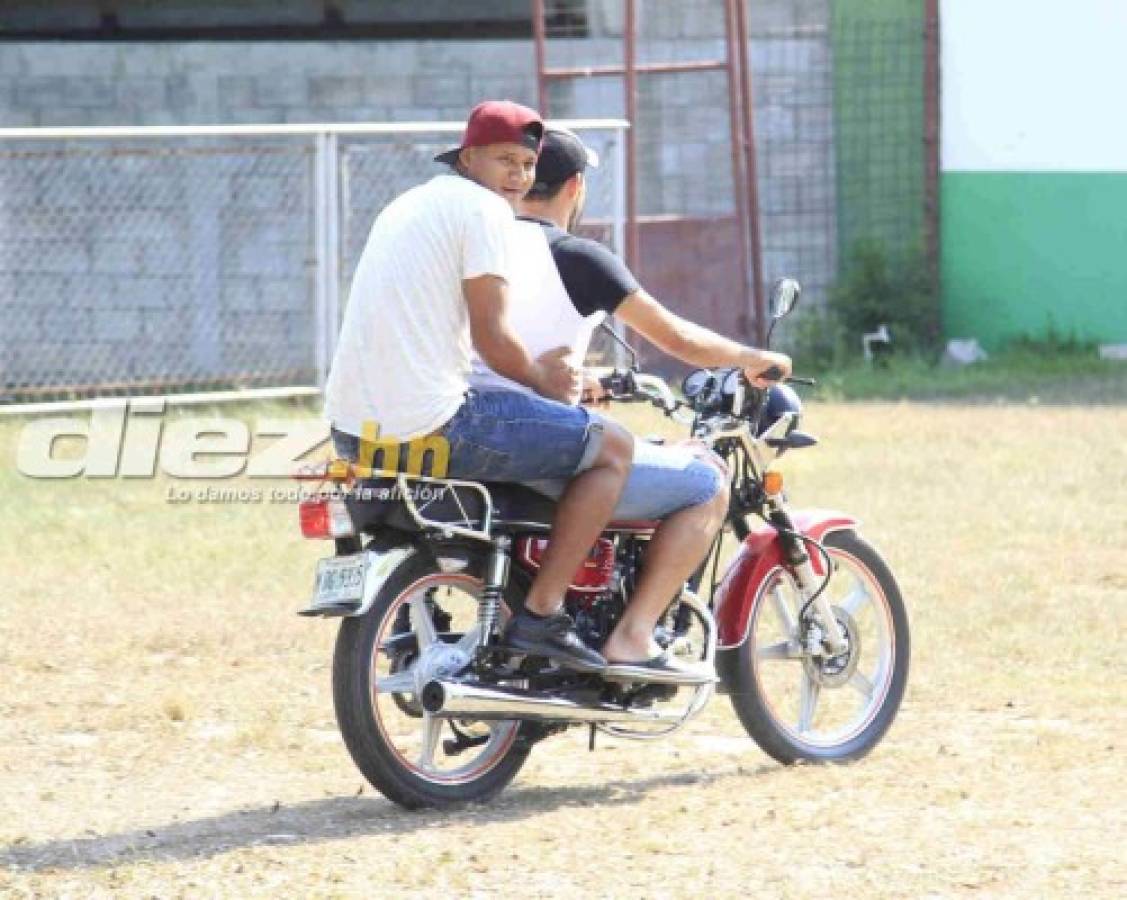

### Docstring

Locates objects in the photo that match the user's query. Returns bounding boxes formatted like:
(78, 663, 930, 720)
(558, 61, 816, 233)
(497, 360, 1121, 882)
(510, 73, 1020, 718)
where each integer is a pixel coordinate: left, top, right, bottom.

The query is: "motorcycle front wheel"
(332, 549, 530, 809)
(726, 529, 910, 764)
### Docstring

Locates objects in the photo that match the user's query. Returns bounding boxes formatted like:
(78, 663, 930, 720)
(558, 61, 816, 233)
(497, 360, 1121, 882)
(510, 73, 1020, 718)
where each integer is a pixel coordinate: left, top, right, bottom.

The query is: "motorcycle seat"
(344, 476, 559, 534)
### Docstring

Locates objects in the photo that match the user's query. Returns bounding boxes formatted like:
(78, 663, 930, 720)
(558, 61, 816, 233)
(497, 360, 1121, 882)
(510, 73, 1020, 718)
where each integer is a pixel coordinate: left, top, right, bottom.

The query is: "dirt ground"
(1, 399, 1125, 898)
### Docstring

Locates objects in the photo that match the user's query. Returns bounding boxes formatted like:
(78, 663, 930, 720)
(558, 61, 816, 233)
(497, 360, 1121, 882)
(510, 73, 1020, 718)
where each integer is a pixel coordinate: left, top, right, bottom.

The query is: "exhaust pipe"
(420, 679, 685, 725)
(422, 589, 719, 726)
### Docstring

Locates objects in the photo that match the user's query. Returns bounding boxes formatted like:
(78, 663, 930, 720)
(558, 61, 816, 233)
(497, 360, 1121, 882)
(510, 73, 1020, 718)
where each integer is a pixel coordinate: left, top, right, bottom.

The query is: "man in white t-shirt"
(324, 101, 633, 673)
(471, 127, 792, 682)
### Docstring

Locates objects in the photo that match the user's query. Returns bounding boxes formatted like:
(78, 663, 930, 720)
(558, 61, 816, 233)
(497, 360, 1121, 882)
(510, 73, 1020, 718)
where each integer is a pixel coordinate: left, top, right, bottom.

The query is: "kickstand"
(588, 723, 597, 752)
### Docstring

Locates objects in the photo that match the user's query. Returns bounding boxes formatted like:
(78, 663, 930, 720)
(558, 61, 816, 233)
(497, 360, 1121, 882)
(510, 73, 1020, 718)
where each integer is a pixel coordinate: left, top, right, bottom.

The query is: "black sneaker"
(502, 609, 606, 673)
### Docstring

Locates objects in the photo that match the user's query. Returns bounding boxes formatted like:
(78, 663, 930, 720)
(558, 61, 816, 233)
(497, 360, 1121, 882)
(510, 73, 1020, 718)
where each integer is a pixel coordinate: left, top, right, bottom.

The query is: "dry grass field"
(1, 394, 1125, 898)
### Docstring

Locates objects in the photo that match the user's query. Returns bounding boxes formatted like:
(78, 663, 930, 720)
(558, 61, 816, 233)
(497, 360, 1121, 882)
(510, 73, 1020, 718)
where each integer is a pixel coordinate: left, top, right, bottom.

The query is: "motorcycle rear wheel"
(332, 549, 530, 809)
(726, 529, 909, 764)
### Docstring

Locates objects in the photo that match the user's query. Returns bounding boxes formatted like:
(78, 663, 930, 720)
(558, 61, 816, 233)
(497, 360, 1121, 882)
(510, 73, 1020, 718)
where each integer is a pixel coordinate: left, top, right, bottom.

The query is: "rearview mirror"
(770, 278, 801, 320)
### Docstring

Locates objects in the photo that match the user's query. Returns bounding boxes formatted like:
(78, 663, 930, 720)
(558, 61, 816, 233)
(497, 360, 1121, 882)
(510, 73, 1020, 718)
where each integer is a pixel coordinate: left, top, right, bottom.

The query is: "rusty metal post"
(533, 0, 746, 315)
(723, 0, 754, 339)
(532, 0, 549, 115)
(624, 0, 640, 271)
(923, 0, 941, 297)
(734, 0, 767, 345)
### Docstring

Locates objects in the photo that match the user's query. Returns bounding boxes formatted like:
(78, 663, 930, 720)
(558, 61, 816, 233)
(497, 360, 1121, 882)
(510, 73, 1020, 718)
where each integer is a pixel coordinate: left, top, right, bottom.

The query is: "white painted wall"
(941, 0, 1127, 172)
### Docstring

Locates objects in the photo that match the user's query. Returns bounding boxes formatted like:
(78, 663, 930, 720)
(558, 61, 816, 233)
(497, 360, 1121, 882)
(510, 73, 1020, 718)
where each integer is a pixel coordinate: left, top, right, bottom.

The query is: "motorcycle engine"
(516, 536, 616, 598)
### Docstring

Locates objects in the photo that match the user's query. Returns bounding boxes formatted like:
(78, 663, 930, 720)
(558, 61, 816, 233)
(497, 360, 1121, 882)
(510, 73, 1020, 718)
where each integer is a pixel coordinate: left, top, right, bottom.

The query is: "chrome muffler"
(420, 679, 685, 725)
(421, 588, 719, 727)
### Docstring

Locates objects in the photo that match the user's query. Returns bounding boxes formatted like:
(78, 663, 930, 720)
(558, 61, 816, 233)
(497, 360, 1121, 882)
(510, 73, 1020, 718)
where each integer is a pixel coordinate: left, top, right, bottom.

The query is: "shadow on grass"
(1, 764, 775, 872)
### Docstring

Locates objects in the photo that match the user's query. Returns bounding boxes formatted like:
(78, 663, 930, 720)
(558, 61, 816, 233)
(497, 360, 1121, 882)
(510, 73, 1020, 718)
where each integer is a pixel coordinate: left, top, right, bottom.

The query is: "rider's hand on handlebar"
(743, 351, 792, 389)
(531, 346, 583, 405)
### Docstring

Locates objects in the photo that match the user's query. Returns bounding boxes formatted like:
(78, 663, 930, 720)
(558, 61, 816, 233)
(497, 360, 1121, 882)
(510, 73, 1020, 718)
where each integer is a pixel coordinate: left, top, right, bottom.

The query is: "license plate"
(311, 554, 366, 607)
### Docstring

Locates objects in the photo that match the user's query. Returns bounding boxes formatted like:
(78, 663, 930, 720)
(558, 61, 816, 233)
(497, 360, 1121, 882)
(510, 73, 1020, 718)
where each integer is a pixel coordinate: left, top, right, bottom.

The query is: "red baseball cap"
(434, 100, 544, 166)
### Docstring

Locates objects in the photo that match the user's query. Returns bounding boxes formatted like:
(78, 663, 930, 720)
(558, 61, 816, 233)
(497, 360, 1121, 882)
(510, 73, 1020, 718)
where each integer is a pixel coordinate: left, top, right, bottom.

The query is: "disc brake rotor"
(802, 605, 861, 688)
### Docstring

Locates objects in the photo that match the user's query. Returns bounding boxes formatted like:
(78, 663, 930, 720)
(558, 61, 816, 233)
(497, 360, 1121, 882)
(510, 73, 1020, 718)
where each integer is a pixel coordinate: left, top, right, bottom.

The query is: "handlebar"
(600, 367, 814, 396)
(592, 366, 816, 436)
(593, 369, 694, 423)
(756, 365, 816, 387)
(596, 369, 679, 409)
(596, 369, 638, 399)
(633, 373, 680, 410)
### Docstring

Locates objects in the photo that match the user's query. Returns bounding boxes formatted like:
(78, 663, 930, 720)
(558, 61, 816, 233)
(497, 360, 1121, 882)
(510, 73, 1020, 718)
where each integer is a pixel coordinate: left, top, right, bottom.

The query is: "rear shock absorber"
(479, 535, 511, 647)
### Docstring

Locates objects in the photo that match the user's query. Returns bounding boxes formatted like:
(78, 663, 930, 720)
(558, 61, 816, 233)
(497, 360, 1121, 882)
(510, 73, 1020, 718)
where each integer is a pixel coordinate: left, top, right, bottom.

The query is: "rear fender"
(299, 545, 417, 618)
(714, 509, 857, 648)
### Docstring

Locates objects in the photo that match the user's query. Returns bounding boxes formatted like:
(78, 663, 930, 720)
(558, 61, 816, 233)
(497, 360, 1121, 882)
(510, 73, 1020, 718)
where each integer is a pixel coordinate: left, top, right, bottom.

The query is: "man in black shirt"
(510, 127, 792, 679)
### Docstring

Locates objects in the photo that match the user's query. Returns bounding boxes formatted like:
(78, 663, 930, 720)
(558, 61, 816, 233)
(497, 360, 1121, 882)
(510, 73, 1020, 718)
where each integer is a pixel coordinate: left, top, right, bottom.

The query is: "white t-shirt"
(324, 173, 514, 440)
(469, 219, 605, 396)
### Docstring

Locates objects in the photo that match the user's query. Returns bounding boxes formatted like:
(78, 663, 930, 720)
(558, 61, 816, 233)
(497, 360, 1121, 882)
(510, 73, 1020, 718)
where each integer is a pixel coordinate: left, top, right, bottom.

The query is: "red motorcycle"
(297, 279, 910, 809)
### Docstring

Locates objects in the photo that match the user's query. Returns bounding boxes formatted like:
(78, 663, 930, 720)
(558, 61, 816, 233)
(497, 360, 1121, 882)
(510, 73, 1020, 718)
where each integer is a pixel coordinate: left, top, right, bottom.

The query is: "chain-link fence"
(0, 136, 317, 403)
(0, 120, 626, 405)
(831, 8, 929, 271)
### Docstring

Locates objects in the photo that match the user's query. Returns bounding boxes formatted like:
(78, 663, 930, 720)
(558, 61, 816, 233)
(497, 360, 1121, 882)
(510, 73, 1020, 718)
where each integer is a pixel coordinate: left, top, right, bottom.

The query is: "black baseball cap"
(531, 127, 600, 192)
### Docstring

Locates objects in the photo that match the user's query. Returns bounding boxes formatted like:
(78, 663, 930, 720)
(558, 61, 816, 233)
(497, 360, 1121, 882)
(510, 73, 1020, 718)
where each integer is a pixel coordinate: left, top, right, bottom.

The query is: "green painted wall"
(941, 172, 1127, 348)
(831, 0, 926, 266)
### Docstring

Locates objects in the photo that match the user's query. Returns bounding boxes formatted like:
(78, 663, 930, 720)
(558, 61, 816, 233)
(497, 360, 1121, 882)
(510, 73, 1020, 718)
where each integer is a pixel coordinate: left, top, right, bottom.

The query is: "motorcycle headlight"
(756, 384, 803, 436)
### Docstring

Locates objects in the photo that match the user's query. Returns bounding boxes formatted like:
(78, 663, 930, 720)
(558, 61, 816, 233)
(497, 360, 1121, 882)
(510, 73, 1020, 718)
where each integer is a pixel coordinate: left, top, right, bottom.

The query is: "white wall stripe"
(941, 0, 1127, 172)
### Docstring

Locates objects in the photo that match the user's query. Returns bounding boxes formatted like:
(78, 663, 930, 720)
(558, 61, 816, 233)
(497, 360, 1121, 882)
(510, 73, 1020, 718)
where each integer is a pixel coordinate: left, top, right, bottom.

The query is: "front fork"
(756, 498, 849, 656)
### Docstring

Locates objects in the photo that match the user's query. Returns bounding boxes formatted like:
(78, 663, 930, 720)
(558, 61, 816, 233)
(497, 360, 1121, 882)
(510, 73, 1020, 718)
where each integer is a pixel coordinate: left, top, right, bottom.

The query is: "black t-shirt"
(520, 217, 640, 318)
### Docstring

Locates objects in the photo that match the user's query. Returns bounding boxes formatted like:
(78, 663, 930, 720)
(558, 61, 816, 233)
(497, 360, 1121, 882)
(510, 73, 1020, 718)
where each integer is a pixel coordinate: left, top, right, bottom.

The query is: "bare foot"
(601, 634, 662, 665)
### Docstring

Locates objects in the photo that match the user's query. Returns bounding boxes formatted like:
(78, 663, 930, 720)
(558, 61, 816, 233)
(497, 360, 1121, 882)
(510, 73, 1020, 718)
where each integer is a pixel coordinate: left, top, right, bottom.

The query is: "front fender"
(714, 509, 857, 648)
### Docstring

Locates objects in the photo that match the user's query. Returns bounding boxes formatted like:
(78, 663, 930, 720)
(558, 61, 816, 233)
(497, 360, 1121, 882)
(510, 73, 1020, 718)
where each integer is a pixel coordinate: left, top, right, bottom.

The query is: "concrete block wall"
(0, 41, 537, 127)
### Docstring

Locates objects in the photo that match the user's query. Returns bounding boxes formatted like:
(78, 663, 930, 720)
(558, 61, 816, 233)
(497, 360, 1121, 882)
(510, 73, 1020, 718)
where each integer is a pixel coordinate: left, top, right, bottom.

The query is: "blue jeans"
(524, 438, 725, 521)
(331, 390, 723, 521)
(331, 388, 605, 482)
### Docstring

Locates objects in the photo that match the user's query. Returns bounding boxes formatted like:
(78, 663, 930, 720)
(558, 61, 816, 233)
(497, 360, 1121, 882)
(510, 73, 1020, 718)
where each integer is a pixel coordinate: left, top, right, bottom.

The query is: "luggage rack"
(394, 472, 496, 543)
(294, 458, 497, 542)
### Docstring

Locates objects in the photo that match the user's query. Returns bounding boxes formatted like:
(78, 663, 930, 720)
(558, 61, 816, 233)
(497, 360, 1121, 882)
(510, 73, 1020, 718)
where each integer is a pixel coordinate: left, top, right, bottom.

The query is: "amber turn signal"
(763, 471, 784, 495)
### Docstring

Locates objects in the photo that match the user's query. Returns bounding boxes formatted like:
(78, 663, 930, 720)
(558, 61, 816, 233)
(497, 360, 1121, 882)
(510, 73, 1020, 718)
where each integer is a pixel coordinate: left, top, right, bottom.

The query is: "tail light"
(299, 496, 355, 539)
